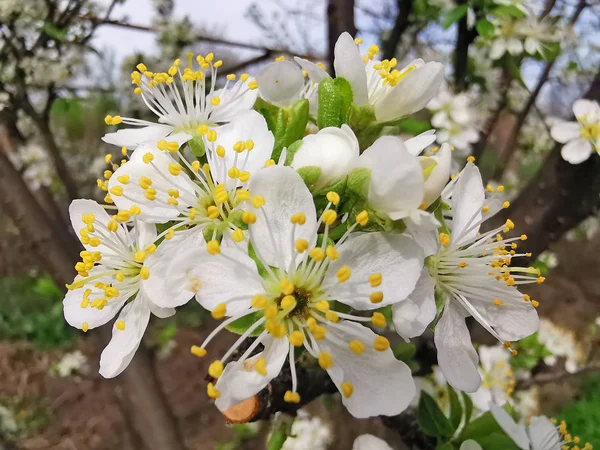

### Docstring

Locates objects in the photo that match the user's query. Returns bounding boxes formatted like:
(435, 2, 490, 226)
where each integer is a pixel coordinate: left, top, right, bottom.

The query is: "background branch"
(382, 0, 414, 61)
(327, 0, 357, 73)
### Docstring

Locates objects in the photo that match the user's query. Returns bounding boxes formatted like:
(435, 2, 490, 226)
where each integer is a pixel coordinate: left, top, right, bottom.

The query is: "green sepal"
(188, 135, 206, 158)
(296, 166, 322, 191)
(317, 78, 343, 129)
(417, 391, 456, 438)
(225, 311, 265, 337)
(283, 98, 309, 147)
(284, 139, 304, 166)
(272, 108, 288, 161)
(397, 117, 433, 135)
(346, 167, 371, 199)
(348, 105, 382, 150)
(392, 342, 416, 363)
(254, 97, 281, 131)
(313, 175, 348, 212)
(333, 77, 353, 123)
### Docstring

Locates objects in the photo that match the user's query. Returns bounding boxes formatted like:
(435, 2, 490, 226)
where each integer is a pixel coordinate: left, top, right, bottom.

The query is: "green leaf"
(417, 391, 456, 438)
(43, 22, 68, 41)
(254, 98, 281, 131)
(392, 342, 416, 362)
(459, 411, 505, 441)
(503, 55, 525, 87)
(397, 118, 433, 135)
(436, 443, 454, 450)
(476, 19, 496, 39)
(282, 98, 310, 155)
(333, 77, 353, 123)
(296, 166, 322, 191)
(492, 5, 526, 18)
(188, 135, 206, 158)
(272, 108, 288, 160)
(346, 167, 371, 199)
(475, 433, 521, 450)
(225, 310, 265, 336)
(448, 386, 463, 431)
(461, 392, 474, 427)
(317, 78, 343, 128)
(442, 4, 469, 29)
(540, 42, 561, 62)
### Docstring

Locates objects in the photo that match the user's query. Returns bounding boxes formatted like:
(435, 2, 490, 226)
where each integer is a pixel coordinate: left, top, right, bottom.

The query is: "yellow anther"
(315, 300, 330, 312)
(211, 96, 221, 107)
(89, 237, 101, 247)
(497, 185, 505, 192)
(295, 239, 309, 253)
(109, 186, 123, 197)
(281, 295, 296, 310)
(116, 320, 126, 331)
(107, 220, 118, 232)
(284, 391, 300, 403)
(356, 210, 369, 226)
(531, 300, 540, 308)
(439, 232, 450, 246)
(289, 331, 305, 347)
(521, 234, 528, 240)
(374, 336, 390, 351)
(482, 206, 489, 213)
(265, 159, 276, 167)
(236, 190, 251, 202)
(251, 358, 266, 376)
(143, 153, 154, 164)
(134, 251, 147, 263)
(370, 291, 384, 304)
(212, 303, 227, 320)
(116, 210, 130, 222)
(341, 381, 354, 398)
(197, 124, 209, 135)
(82, 322, 89, 332)
(536, 276, 545, 284)
(267, 320, 287, 338)
(349, 340, 365, 355)
(140, 267, 150, 280)
(275, 55, 285, 62)
(104, 115, 113, 125)
(105, 154, 113, 164)
(486, 184, 495, 193)
(493, 298, 502, 307)
(505, 219, 515, 230)
(326, 191, 340, 205)
(136, 63, 147, 72)
(207, 382, 220, 399)
(291, 212, 307, 225)
(208, 360, 224, 378)
(166, 142, 179, 153)
(459, 262, 468, 268)
(325, 311, 339, 323)
(242, 211, 257, 224)
(157, 140, 167, 150)
(312, 326, 326, 340)
(325, 246, 339, 260)
(207, 240, 221, 255)
(503, 201, 511, 208)
(251, 195, 265, 208)
(134, 87, 142, 94)
(336, 266, 351, 283)
(309, 247, 324, 261)
(264, 305, 278, 319)
(129, 205, 141, 216)
(82, 213, 95, 224)
(232, 228, 245, 242)
(251, 294, 267, 309)
(103, 170, 113, 180)
(318, 352, 333, 370)
(215, 145, 226, 158)
(248, 81, 258, 90)
(280, 279, 295, 295)
(167, 198, 179, 206)
(238, 171, 250, 183)
(245, 140, 254, 151)
(368, 273, 382, 287)
(168, 163, 182, 176)
(354, 37, 363, 44)
(467, 156, 475, 163)
(226, 73, 236, 81)
(228, 167, 240, 179)
(191, 345, 207, 358)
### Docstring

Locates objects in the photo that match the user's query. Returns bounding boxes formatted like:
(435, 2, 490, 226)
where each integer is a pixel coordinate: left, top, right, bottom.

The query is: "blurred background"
(0, 0, 599, 449)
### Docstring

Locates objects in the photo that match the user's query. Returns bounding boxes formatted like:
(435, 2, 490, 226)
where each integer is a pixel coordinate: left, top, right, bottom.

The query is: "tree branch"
(517, 362, 600, 390)
(382, 0, 414, 61)
(454, 0, 478, 92)
(327, 0, 358, 74)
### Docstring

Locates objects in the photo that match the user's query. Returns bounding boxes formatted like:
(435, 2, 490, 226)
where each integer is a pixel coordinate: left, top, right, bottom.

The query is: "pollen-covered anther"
(295, 239, 309, 253)
(318, 352, 333, 370)
(325, 246, 338, 260)
(283, 391, 300, 403)
(207, 240, 221, 255)
(349, 340, 365, 355)
(251, 195, 265, 208)
(140, 267, 150, 280)
(325, 311, 339, 323)
(369, 291, 384, 304)
(326, 191, 340, 205)
(207, 205, 220, 219)
(228, 167, 240, 179)
(439, 232, 450, 246)
(531, 300, 540, 308)
(242, 211, 257, 224)
(280, 279, 295, 295)
(341, 381, 354, 398)
(290, 212, 306, 225)
(315, 300, 330, 312)
(369, 273, 382, 287)
(336, 266, 351, 283)
(251, 294, 267, 309)
(208, 360, 224, 378)
(110, 186, 123, 196)
(264, 305, 278, 319)
(207, 382, 220, 399)
(116, 320, 126, 331)
(374, 336, 390, 351)
(281, 295, 296, 310)
(371, 312, 386, 327)
(289, 331, 304, 347)
(356, 210, 369, 226)
(503, 201, 511, 209)
(310, 248, 324, 261)
(322, 210, 337, 225)
(493, 298, 503, 307)
(312, 325, 326, 340)
(232, 229, 245, 242)
(212, 303, 227, 320)
(458, 261, 468, 268)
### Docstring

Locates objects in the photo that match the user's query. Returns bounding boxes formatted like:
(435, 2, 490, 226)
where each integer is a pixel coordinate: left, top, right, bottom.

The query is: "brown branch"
(223, 51, 273, 75)
(517, 362, 600, 390)
(382, 0, 414, 61)
(327, 0, 358, 74)
(454, 0, 478, 92)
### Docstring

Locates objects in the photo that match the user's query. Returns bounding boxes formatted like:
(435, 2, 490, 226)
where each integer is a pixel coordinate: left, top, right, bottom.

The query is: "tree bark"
(327, 0, 357, 74)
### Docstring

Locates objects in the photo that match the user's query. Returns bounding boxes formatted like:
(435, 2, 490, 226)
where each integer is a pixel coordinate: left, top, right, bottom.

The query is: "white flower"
(52, 350, 89, 377)
(353, 435, 393, 450)
(397, 163, 540, 392)
(63, 199, 173, 378)
(0, 405, 18, 434)
(469, 345, 515, 412)
(256, 59, 323, 115)
(165, 165, 423, 418)
(298, 33, 443, 122)
(102, 52, 258, 149)
(550, 99, 600, 164)
(490, 403, 591, 450)
(282, 410, 332, 450)
(538, 318, 586, 374)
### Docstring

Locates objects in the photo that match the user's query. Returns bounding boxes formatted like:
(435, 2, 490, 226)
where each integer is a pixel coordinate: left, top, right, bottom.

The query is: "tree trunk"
(327, 0, 357, 74)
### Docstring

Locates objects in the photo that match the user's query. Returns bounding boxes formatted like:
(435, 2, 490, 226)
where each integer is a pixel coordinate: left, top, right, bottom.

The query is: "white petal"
(507, 38, 523, 55)
(435, 300, 481, 392)
(392, 269, 436, 340)
(460, 440, 483, 450)
(99, 295, 151, 378)
(405, 130, 437, 156)
(319, 321, 416, 418)
(291, 125, 359, 190)
(102, 124, 173, 148)
(209, 110, 275, 186)
(334, 32, 369, 105)
(256, 61, 305, 107)
(561, 138, 593, 164)
(374, 62, 444, 122)
(69, 199, 129, 253)
(165, 245, 263, 315)
(356, 136, 424, 218)
(135, 220, 157, 250)
(63, 272, 126, 330)
(409, 229, 440, 257)
(490, 40, 506, 60)
(450, 162, 485, 245)
(209, 80, 258, 123)
(248, 166, 317, 270)
(215, 335, 288, 411)
(489, 403, 530, 450)
(528, 417, 562, 450)
(108, 144, 198, 223)
(431, 111, 452, 129)
(469, 387, 493, 412)
(325, 232, 423, 310)
(550, 121, 580, 144)
(294, 57, 330, 83)
(352, 435, 393, 450)
(573, 99, 600, 121)
(422, 143, 451, 208)
(141, 229, 203, 309)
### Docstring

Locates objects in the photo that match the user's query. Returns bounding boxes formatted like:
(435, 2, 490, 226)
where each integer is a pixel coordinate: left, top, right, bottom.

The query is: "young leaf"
(474, 433, 521, 450)
(442, 4, 469, 29)
(283, 98, 310, 150)
(284, 139, 304, 166)
(492, 5, 526, 18)
(397, 117, 433, 135)
(448, 386, 463, 431)
(296, 166, 322, 191)
(461, 392, 474, 427)
(459, 411, 505, 441)
(225, 311, 265, 336)
(333, 77, 354, 123)
(317, 78, 343, 128)
(346, 167, 371, 199)
(476, 19, 496, 39)
(418, 391, 456, 438)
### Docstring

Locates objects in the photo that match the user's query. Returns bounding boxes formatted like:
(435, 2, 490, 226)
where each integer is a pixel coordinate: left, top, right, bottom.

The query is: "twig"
(517, 362, 600, 389)
(382, 0, 414, 61)
(454, 0, 478, 92)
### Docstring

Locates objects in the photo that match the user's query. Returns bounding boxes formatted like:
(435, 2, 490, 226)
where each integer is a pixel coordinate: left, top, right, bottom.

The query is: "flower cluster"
(63, 33, 543, 420)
